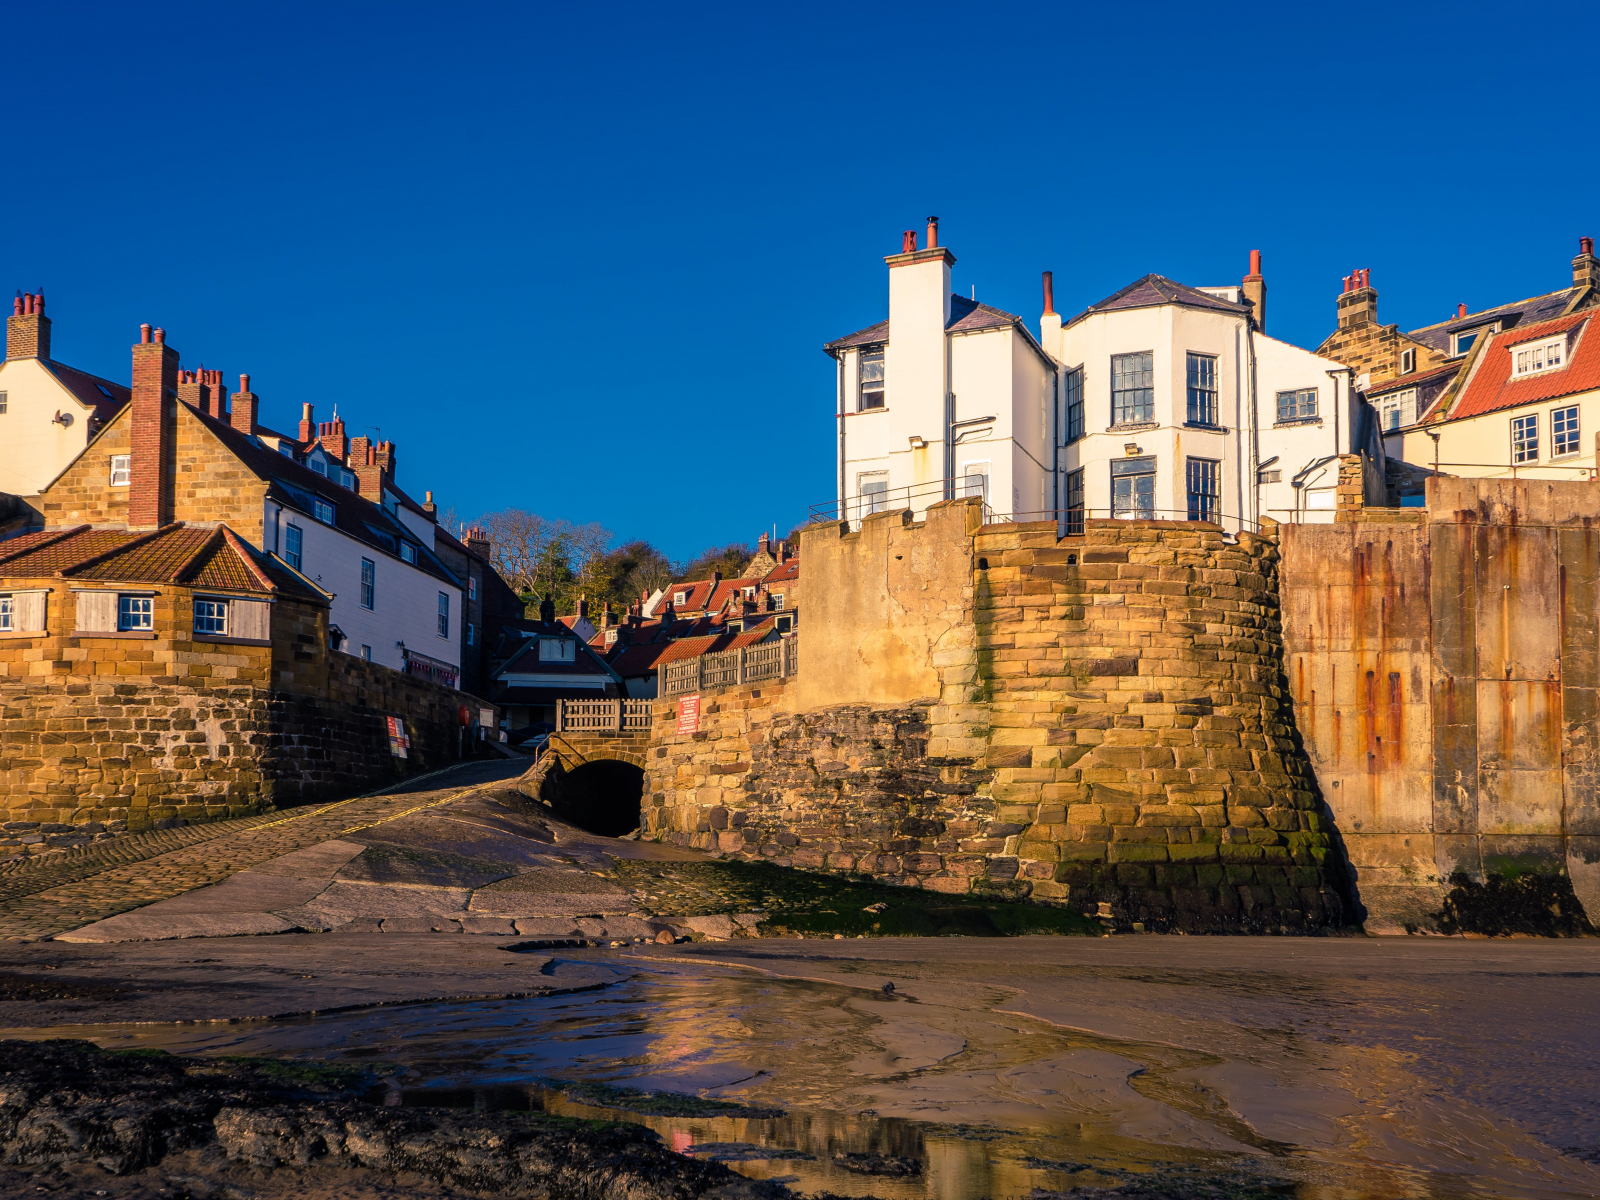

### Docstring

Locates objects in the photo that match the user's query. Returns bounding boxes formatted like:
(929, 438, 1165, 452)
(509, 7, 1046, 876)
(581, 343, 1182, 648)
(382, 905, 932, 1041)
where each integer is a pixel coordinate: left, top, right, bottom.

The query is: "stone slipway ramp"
(57, 783, 706, 944)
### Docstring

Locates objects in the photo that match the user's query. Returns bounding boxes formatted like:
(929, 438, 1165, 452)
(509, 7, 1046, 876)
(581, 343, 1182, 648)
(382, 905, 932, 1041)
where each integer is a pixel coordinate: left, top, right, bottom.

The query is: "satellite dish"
(53, 410, 73, 427)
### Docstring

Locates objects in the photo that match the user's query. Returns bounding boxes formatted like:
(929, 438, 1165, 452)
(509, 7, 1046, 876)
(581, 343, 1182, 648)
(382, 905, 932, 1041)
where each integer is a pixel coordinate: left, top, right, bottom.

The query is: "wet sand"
(5, 933, 1598, 1198)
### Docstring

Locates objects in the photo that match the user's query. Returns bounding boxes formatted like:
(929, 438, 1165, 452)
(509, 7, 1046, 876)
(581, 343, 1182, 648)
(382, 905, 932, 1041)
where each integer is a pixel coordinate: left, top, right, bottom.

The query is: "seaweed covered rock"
(1434, 870, 1596, 937)
(0, 1039, 786, 1198)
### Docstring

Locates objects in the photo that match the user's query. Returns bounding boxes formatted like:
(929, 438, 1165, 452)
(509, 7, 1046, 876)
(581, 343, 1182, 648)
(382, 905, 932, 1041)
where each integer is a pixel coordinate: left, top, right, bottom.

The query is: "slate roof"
(42, 362, 130, 426)
(1062, 274, 1249, 330)
(1366, 363, 1461, 397)
(182, 403, 463, 589)
(497, 625, 621, 682)
(824, 296, 1046, 356)
(0, 522, 327, 600)
(1405, 288, 1580, 353)
(1447, 313, 1599, 421)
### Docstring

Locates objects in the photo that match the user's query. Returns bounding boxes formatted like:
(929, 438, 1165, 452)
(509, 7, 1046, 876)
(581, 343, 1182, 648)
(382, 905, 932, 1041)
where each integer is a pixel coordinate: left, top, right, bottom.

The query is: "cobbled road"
(0, 759, 528, 942)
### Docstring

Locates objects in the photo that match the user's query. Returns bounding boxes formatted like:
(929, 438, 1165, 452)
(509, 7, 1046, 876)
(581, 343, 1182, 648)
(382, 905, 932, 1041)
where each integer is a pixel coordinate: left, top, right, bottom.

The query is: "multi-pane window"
(1553, 406, 1580, 457)
(437, 592, 450, 638)
(1512, 413, 1539, 463)
(772, 594, 786, 609)
(118, 595, 153, 631)
(1065, 467, 1085, 536)
(1513, 337, 1565, 377)
(959, 465, 989, 502)
(0, 595, 12, 631)
(1111, 352, 1154, 424)
(193, 599, 228, 635)
(310, 459, 327, 477)
(360, 558, 375, 609)
(468, 577, 478, 602)
(314, 499, 334, 524)
(1111, 456, 1156, 520)
(400, 542, 417, 564)
(860, 476, 889, 515)
(539, 638, 576, 662)
(1186, 457, 1221, 523)
(1277, 388, 1318, 421)
(110, 454, 131, 486)
(859, 350, 885, 411)
(466, 623, 477, 647)
(361, 644, 372, 661)
(1186, 353, 1218, 425)
(0, 391, 7, 414)
(284, 524, 303, 571)
(1258, 468, 1282, 484)
(1378, 389, 1417, 432)
(1063, 367, 1084, 443)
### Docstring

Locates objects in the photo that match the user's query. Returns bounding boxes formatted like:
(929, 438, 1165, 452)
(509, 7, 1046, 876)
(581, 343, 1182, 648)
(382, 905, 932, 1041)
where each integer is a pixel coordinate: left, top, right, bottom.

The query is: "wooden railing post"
(737, 646, 747, 684)
(556, 700, 564, 732)
(697, 655, 705, 693)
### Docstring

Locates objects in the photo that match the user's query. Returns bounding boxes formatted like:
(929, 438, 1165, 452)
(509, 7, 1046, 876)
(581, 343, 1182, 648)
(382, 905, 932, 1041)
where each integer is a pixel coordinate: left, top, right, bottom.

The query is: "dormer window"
(1452, 324, 1498, 356)
(1512, 336, 1566, 377)
(859, 349, 885, 411)
(1400, 348, 1416, 374)
(400, 542, 417, 565)
(538, 638, 575, 662)
(310, 459, 327, 477)
(674, 591, 688, 606)
(1378, 389, 1418, 432)
(313, 499, 334, 524)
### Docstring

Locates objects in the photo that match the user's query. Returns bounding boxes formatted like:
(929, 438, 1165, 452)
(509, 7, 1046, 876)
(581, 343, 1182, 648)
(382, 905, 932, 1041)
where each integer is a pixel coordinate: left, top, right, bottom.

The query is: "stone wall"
(1279, 476, 1600, 932)
(1, 587, 490, 853)
(641, 503, 1349, 932)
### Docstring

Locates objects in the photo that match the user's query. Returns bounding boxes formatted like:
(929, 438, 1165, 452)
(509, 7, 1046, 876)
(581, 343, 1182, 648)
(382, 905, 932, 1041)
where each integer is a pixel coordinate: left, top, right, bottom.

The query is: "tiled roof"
(44, 362, 129, 426)
(607, 641, 672, 678)
(0, 522, 325, 600)
(762, 561, 799, 584)
(705, 576, 762, 612)
(663, 578, 717, 611)
(1448, 313, 1599, 421)
(650, 625, 779, 666)
(1405, 289, 1579, 353)
(1062, 274, 1249, 329)
(185, 403, 462, 589)
(1365, 363, 1461, 397)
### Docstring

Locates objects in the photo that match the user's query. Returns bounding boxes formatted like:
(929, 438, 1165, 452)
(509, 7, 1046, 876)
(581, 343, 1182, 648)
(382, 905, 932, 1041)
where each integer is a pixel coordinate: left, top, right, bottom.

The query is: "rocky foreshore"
(0, 1040, 787, 1199)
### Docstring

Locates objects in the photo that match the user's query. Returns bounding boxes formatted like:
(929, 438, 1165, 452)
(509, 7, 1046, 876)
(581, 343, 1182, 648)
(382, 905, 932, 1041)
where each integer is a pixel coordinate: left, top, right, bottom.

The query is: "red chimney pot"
(1583, 236, 1595, 257)
(1247, 249, 1262, 278)
(901, 230, 916, 253)
(1041, 270, 1054, 316)
(139, 323, 151, 344)
(153, 328, 165, 344)
(926, 216, 939, 249)
(1457, 302, 1467, 319)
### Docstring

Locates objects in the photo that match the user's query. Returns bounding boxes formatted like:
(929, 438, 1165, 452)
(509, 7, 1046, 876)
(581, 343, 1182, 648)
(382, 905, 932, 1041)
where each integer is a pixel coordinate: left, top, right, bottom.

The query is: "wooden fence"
(554, 698, 653, 733)
(660, 635, 799, 699)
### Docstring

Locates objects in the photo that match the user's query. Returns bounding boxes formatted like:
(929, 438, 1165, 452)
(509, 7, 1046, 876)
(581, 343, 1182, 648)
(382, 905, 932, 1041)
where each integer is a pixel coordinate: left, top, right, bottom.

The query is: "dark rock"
(832, 1151, 922, 1176)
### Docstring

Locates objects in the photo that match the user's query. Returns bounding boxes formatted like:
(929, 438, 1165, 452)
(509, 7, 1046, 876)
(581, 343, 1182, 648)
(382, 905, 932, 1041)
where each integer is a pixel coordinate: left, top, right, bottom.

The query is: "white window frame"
(1512, 337, 1566, 378)
(360, 558, 375, 610)
(772, 593, 785, 610)
(1276, 388, 1318, 422)
(110, 454, 131, 487)
(0, 391, 7, 415)
(1512, 413, 1540, 463)
(858, 470, 890, 516)
(313, 499, 335, 524)
(284, 523, 303, 571)
(437, 591, 450, 639)
(0, 595, 11, 631)
(957, 461, 990, 503)
(538, 637, 576, 662)
(400, 541, 418, 564)
(1452, 323, 1498, 357)
(118, 594, 153, 632)
(858, 348, 885, 412)
(1552, 405, 1581, 458)
(361, 644, 372, 661)
(193, 598, 228, 635)
(1400, 348, 1416, 374)
(1378, 389, 1418, 433)
(468, 577, 477, 602)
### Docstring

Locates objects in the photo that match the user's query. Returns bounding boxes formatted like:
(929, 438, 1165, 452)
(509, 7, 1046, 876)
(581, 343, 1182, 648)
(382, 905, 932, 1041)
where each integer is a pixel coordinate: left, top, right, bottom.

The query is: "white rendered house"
(1041, 264, 1358, 530)
(823, 220, 1060, 525)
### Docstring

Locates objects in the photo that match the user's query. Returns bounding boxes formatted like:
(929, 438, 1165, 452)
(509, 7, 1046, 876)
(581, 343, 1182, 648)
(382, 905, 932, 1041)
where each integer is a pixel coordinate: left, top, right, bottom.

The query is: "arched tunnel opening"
(539, 758, 646, 838)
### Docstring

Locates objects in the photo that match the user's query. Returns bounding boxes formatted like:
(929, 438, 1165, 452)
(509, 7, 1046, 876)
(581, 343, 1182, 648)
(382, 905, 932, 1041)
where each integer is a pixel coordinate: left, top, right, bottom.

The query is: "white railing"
(660, 635, 799, 698)
(555, 698, 652, 733)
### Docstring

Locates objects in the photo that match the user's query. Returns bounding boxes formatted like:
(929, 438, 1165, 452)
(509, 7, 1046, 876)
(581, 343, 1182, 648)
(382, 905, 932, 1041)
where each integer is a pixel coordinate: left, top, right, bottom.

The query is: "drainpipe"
(836, 352, 847, 519)
(1052, 370, 1060, 533)
(1246, 325, 1259, 528)
(1234, 325, 1243, 533)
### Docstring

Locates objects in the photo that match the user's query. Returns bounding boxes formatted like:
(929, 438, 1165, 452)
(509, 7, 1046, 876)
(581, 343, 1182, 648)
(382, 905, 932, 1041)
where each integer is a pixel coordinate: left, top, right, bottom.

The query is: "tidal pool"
(9, 953, 1590, 1200)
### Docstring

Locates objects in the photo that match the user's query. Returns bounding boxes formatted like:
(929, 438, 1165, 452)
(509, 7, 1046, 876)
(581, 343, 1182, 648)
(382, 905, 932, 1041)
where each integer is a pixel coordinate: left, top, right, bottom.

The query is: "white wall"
(1252, 333, 1352, 524)
(0, 358, 99, 496)
(1388, 387, 1600, 483)
(264, 499, 461, 674)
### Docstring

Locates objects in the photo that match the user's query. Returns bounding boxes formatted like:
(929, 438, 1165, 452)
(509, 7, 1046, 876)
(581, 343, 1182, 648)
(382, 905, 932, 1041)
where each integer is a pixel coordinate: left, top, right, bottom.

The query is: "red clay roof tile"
(1449, 313, 1599, 421)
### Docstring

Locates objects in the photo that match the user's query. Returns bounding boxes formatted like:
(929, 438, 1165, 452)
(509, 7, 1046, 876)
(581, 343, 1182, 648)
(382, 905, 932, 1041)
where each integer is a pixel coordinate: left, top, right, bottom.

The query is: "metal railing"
(809, 478, 996, 527)
(660, 635, 799, 698)
(555, 698, 652, 733)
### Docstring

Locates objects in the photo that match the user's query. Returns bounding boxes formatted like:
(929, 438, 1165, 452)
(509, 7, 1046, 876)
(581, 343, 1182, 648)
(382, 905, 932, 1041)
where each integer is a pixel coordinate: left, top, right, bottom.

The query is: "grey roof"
(823, 296, 1034, 356)
(1405, 288, 1578, 352)
(1062, 274, 1249, 329)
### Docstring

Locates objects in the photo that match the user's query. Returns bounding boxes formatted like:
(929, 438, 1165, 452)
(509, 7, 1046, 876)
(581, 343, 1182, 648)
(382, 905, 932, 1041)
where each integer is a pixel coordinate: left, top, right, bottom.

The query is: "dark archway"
(540, 758, 646, 837)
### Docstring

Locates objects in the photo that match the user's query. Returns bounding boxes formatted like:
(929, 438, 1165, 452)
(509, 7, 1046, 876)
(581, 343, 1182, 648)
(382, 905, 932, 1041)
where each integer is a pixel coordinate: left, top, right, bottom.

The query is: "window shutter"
(231, 599, 272, 641)
(75, 592, 118, 632)
(15, 591, 46, 632)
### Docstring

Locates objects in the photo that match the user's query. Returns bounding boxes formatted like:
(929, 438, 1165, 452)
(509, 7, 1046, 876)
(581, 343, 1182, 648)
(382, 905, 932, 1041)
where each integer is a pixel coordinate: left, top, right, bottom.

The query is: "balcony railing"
(660, 635, 799, 699)
(555, 698, 652, 733)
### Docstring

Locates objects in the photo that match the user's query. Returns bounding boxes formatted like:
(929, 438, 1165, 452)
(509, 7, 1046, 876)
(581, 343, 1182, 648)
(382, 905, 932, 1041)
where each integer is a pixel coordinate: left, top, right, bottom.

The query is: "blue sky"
(10, 1, 1599, 559)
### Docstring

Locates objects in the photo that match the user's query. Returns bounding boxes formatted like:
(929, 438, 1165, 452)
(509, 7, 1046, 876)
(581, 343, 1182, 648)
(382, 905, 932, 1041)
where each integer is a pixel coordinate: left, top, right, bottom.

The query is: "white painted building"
(824, 220, 1059, 525)
(824, 233, 1363, 533)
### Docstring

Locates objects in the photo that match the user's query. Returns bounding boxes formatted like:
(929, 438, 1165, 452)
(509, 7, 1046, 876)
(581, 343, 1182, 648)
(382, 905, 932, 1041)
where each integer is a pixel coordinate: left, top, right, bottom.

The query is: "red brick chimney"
(318, 412, 349, 462)
(373, 439, 397, 478)
(298, 403, 314, 445)
(1337, 268, 1377, 329)
(465, 525, 490, 559)
(351, 439, 391, 498)
(230, 373, 257, 435)
(1242, 249, 1266, 333)
(6, 291, 50, 360)
(129, 324, 179, 529)
(1576, 236, 1599, 292)
(176, 368, 214, 417)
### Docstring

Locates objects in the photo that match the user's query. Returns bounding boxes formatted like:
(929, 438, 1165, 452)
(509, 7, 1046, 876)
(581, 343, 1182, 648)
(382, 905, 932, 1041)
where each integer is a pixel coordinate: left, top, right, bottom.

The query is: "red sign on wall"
(676, 694, 700, 734)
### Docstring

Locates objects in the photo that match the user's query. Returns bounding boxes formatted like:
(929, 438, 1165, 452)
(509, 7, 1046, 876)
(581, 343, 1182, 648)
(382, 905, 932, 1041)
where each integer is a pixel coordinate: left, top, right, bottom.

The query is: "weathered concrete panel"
(1474, 526, 1561, 684)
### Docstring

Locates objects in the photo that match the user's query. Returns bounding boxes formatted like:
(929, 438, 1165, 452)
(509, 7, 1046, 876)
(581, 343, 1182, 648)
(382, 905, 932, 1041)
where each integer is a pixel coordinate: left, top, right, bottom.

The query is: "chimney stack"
(422, 489, 436, 518)
(1242, 250, 1266, 333)
(465, 525, 491, 559)
(539, 595, 556, 624)
(318, 412, 349, 462)
(1336, 268, 1377, 329)
(1574, 236, 1599, 293)
(230, 373, 258, 435)
(6, 291, 51, 360)
(176, 367, 215, 417)
(577, 596, 589, 620)
(129, 324, 180, 528)
(298, 403, 314, 444)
